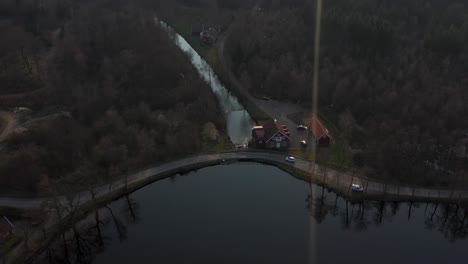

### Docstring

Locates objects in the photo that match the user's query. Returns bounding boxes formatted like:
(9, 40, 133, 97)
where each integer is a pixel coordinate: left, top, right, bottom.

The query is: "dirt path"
(0, 111, 17, 142)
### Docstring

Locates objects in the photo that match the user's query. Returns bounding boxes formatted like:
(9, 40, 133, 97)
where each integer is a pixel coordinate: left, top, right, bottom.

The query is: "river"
(32, 163, 468, 264)
(159, 19, 255, 146)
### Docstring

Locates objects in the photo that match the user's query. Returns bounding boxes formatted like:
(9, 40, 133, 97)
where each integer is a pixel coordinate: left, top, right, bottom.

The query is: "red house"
(252, 120, 292, 149)
(251, 126, 266, 148)
(263, 119, 292, 149)
(309, 117, 332, 147)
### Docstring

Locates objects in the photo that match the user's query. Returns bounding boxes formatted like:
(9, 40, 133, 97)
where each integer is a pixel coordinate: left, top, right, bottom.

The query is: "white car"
(351, 184, 364, 192)
(285, 156, 296, 163)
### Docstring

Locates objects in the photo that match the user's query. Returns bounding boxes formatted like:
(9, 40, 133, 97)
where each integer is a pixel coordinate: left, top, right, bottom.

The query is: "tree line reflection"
(31, 194, 139, 264)
(307, 184, 468, 241)
(31, 185, 468, 264)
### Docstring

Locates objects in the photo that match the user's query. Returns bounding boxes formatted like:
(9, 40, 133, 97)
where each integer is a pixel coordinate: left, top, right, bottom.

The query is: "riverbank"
(161, 12, 271, 125)
(215, 30, 272, 124)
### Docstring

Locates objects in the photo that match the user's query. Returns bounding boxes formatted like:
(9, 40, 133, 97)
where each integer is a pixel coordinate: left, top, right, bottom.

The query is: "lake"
(34, 163, 468, 264)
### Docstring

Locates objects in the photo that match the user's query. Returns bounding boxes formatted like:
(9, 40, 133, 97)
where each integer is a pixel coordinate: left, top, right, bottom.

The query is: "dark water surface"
(95, 163, 310, 264)
(37, 163, 468, 263)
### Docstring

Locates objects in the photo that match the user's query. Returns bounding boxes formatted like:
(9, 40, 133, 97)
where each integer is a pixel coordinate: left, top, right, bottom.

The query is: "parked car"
(262, 96, 271, 101)
(296, 125, 307, 130)
(285, 156, 296, 163)
(300, 140, 307, 146)
(351, 184, 364, 192)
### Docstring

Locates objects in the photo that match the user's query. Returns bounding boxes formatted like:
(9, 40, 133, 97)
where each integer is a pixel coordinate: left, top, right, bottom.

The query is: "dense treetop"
(0, 0, 225, 195)
(227, 0, 468, 183)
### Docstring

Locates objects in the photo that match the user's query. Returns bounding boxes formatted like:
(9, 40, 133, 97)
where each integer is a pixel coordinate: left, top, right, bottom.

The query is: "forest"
(1, 0, 467, 193)
(0, 0, 225, 195)
(226, 0, 468, 185)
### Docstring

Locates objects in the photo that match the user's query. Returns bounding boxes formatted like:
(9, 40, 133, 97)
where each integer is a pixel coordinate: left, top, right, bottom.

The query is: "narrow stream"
(159, 19, 255, 146)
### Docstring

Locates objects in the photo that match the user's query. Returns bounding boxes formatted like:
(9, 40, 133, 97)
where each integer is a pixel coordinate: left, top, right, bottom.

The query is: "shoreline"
(2, 150, 468, 212)
(4, 150, 468, 263)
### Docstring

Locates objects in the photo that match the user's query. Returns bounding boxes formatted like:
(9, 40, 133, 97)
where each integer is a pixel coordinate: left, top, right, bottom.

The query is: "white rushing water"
(157, 18, 254, 146)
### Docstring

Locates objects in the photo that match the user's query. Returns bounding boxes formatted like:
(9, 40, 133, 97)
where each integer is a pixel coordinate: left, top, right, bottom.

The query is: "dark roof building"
(252, 120, 291, 149)
(200, 27, 220, 45)
(263, 119, 291, 149)
(309, 117, 332, 146)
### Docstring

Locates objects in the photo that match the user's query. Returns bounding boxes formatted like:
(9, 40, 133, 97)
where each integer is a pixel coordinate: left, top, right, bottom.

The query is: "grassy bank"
(211, 51, 271, 124)
(241, 96, 272, 125)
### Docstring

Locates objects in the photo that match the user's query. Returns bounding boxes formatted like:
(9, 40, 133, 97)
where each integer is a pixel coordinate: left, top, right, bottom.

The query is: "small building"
(252, 120, 292, 149)
(0, 216, 15, 243)
(192, 23, 221, 45)
(252, 126, 266, 148)
(309, 117, 332, 147)
(200, 26, 220, 46)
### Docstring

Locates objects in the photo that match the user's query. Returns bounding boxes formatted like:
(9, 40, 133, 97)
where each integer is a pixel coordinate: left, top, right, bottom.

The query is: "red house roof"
(264, 119, 292, 142)
(309, 117, 331, 139)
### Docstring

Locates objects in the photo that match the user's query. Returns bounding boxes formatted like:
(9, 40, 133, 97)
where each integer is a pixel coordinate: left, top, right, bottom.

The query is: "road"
(3, 150, 468, 263)
(1, 150, 467, 211)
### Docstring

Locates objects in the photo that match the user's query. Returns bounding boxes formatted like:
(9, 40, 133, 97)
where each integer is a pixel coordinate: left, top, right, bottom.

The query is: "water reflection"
(308, 184, 468, 240)
(33, 164, 468, 264)
(33, 194, 140, 264)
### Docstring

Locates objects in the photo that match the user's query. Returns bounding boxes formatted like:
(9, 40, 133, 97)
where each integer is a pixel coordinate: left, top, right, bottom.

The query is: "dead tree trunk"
(95, 209, 103, 246)
(408, 202, 413, 220)
(126, 195, 136, 222)
(431, 203, 439, 220)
